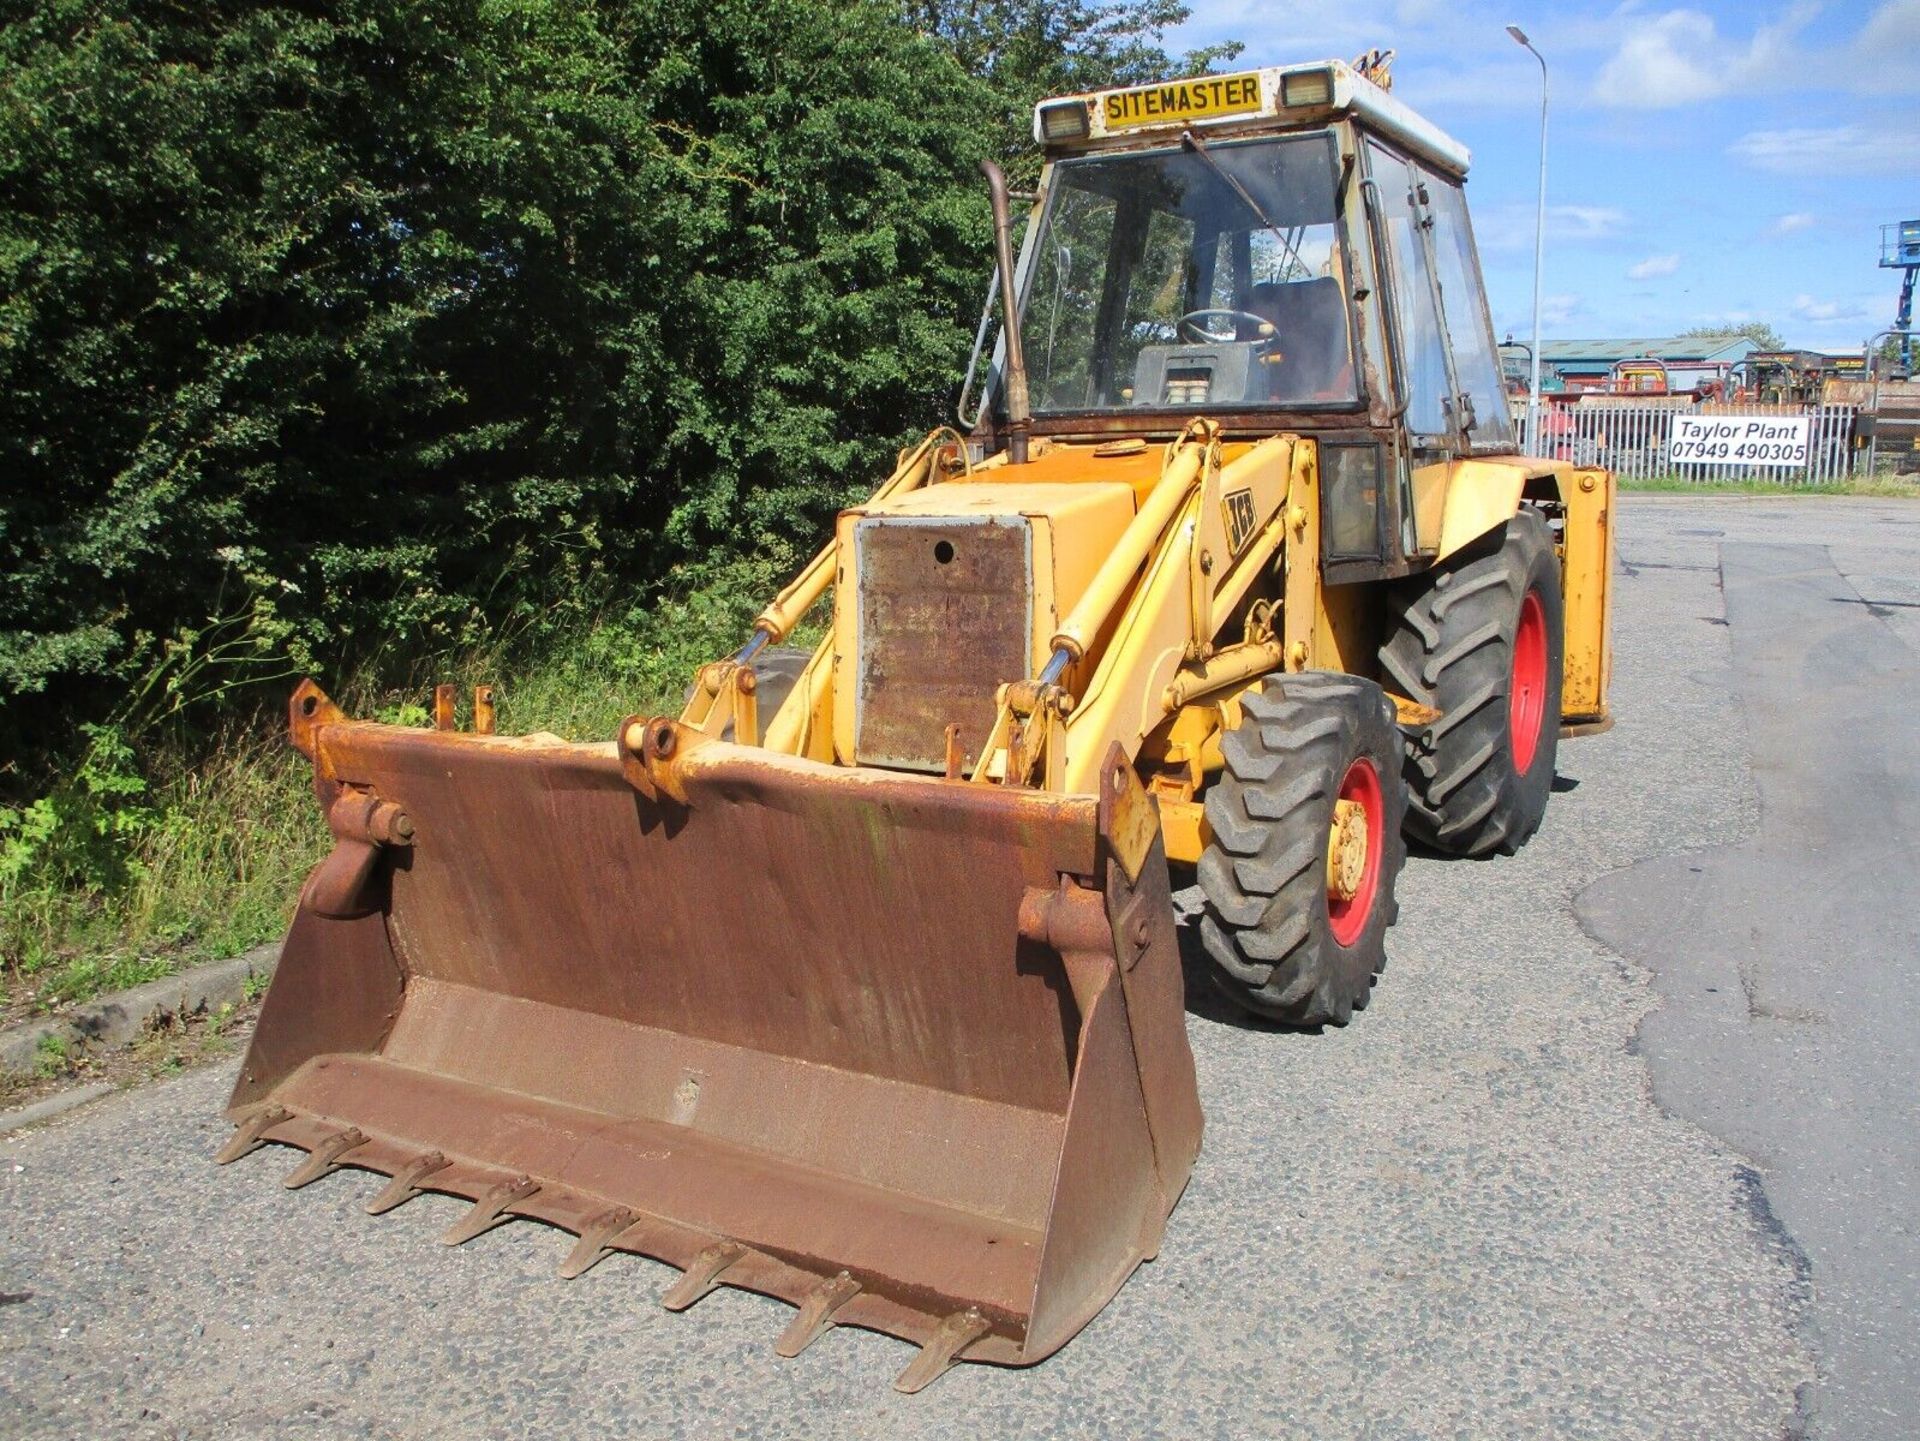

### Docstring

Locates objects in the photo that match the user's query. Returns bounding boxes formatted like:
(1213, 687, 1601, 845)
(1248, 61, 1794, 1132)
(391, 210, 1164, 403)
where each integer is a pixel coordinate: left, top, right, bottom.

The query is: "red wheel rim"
(1509, 590, 1548, 775)
(1327, 758, 1384, 948)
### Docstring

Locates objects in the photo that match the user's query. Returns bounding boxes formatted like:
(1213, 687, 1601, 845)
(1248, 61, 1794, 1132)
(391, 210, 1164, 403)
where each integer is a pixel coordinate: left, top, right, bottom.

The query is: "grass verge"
(0, 583, 774, 1020)
(0, 725, 319, 1025)
(1620, 473, 1920, 496)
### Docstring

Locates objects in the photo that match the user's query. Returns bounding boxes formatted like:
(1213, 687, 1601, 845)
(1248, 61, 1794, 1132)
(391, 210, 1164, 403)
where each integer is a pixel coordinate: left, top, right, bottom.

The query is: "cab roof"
(1033, 59, 1472, 179)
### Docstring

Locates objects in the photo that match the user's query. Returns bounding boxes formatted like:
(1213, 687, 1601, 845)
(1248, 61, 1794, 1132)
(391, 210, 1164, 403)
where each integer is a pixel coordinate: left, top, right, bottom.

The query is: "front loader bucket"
(220, 683, 1202, 1391)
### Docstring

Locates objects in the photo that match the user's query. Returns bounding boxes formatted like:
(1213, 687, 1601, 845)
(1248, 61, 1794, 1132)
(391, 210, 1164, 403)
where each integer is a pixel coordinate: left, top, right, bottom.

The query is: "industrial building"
(1498, 334, 1760, 394)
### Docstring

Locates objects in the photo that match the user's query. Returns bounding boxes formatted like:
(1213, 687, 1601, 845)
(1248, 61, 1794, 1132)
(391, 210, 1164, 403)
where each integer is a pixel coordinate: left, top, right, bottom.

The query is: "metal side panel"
(854, 515, 1033, 772)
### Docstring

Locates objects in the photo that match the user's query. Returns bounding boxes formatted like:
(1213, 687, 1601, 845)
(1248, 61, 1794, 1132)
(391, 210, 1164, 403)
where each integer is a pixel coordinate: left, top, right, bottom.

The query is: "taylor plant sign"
(1668, 414, 1811, 468)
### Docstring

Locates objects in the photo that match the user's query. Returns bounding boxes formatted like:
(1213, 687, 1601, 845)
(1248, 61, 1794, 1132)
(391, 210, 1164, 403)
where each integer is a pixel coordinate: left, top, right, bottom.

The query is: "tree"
(0, 1, 1001, 765)
(1677, 321, 1786, 350)
(903, 1, 1242, 175)
(0, 0, 1246, 777)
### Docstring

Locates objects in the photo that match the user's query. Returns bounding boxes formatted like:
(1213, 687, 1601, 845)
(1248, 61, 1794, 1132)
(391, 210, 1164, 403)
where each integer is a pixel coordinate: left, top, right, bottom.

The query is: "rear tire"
(1379, 509, 1564, 857)
(1197, 673, 1407, 1025)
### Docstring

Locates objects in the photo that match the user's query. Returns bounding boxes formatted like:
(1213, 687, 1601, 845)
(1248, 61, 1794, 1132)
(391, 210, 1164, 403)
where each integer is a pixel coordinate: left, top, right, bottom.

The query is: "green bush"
(0, 0, 1229, 1005)
(34, 1030, 70, 1079)
(0, 0, 1005, 758)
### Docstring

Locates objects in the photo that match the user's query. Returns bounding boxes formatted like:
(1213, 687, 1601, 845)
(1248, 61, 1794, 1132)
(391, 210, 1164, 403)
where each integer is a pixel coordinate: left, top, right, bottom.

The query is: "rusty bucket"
(218, 682, 1202, 1392)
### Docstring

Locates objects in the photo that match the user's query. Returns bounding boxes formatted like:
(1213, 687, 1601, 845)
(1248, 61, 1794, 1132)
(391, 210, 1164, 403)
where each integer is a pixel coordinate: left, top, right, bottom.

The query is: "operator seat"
(1248, 277, 1351, 403)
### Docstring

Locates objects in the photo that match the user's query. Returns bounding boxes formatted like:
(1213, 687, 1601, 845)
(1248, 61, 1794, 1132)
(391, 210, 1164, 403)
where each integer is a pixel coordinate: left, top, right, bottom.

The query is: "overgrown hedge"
(2, 0, 999, 762)
(2, 0, 1231, 779)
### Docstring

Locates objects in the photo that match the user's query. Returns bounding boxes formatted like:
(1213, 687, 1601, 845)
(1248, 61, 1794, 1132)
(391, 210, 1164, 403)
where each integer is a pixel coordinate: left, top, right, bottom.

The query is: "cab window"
(1020, 133, 1359, 413)
(1426, 176, 1513, 447)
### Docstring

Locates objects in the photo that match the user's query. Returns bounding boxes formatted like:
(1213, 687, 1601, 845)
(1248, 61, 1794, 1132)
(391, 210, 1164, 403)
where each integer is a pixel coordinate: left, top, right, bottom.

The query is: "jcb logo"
(1223, 487, 1257, 556)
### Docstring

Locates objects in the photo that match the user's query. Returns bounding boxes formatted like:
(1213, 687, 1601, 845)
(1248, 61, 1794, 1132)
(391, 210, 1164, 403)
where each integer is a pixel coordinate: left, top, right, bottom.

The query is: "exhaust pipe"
(981, 160, 1032, 465)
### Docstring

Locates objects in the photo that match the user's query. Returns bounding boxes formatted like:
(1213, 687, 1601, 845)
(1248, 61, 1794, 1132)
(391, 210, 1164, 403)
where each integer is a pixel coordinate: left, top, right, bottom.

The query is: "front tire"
(1380, 509, 1564, 857)
(1197, 673, 1407, 1025)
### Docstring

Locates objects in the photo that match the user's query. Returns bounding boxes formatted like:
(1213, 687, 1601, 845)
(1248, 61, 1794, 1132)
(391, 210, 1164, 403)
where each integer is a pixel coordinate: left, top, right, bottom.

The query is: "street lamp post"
(1508, 24, 1547, 451)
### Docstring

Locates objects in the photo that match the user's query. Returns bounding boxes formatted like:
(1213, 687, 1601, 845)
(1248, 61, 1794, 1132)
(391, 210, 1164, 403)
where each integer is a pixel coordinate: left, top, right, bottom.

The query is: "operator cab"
(979, 60, 1513, 463)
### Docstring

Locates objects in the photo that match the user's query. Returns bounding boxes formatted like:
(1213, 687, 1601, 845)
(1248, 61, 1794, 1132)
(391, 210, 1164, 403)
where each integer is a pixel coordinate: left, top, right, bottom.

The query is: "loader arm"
(978, 422, 1302, 794)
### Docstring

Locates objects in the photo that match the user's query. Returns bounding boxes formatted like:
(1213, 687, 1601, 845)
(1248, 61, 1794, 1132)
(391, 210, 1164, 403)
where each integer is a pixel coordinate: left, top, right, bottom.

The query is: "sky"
(1162, 0, 1920, 351)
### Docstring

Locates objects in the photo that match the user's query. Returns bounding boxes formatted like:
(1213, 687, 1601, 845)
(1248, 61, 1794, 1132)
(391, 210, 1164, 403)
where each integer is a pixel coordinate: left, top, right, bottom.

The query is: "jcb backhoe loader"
(220, 57, 1613, 1392)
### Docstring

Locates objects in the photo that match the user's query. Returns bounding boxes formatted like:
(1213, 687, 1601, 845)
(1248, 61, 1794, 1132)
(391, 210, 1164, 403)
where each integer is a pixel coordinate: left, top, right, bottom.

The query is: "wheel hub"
(1510, 589, 1549, 775)
(1325, 757, 1386, 947)
(1326, 798, 1369, 902)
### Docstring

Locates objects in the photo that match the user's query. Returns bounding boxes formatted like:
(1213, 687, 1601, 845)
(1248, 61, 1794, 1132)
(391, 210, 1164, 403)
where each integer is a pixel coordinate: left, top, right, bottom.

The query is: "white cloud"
(1553, 205, 1628, 240)
(1394, 58, 1548, 110)
(1480, 203, 1629, 253)
(1627, 253, 1681, 279)
(1587, 2, 1920, 107)
(1792, 294, 1869, 323)
(1164, 0, 1399, 59)
(1540, 293, 1583, 327)
(1731, 125, 1920, 175)
(1595, 11, 1730, 106)
(1850, 0, 1920, 94)
(1769, 213, 1817, 236)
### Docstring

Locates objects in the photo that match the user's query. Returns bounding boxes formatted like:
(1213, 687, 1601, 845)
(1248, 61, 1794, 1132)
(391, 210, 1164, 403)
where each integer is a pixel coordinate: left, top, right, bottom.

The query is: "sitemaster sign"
(1101, 74, 1263, 129)
(1669, 415, 1811, 468)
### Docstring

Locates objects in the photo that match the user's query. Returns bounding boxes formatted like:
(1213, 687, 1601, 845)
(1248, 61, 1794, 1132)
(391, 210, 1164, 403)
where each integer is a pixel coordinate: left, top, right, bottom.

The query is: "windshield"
(1020, 133, 1357, 415)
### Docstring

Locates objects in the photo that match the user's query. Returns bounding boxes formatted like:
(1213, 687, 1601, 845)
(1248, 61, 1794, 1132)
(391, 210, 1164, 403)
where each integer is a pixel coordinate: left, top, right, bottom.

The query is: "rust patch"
(288, 680, 347, 760)
(1097, 744, 1160, 885)
(855, 516, 1032, 772)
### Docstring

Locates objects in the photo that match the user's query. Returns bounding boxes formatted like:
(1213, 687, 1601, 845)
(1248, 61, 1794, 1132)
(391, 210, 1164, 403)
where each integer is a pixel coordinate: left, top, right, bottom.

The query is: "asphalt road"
(1579, 507, 1920, 1440)
(4, 495, 1913, 1440)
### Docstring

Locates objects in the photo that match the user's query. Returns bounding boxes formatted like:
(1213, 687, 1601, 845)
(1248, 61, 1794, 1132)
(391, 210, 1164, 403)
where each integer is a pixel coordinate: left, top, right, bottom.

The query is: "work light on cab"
(1034, 98, 1091, 144)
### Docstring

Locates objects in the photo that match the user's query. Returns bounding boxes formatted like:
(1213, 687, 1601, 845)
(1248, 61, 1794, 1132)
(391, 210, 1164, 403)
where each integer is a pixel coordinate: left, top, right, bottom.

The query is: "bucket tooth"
(214, 1105, 291, 1165)
(557, 1206, 638, 1280)
(774, 1271, 862, 1359)
(440, 1174, 539, 1247)
(893, 1309, 991, 1395)
(282, 1126, 367, 1190)
(364, 1151, 449, 1216)
(660, 1241, 747, 1312)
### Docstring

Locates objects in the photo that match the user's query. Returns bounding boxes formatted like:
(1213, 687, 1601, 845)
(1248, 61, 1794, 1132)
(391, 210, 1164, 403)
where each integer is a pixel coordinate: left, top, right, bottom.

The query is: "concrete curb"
(0, 942, 280, 1082)
(0, 1082, 116, 1136)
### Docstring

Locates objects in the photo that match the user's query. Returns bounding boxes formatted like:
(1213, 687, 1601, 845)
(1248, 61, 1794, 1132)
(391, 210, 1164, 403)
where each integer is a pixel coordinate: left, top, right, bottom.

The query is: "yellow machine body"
(755, 431, 1613, 861)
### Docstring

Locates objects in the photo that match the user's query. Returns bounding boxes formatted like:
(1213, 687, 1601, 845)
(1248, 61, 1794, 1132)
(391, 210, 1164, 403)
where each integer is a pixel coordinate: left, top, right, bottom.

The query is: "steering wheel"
(1177, 308, 1275, 344)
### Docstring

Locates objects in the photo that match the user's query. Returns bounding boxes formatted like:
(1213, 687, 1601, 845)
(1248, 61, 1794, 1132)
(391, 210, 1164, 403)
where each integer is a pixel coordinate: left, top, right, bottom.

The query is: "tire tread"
(1197, 673, 1407, 1025)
